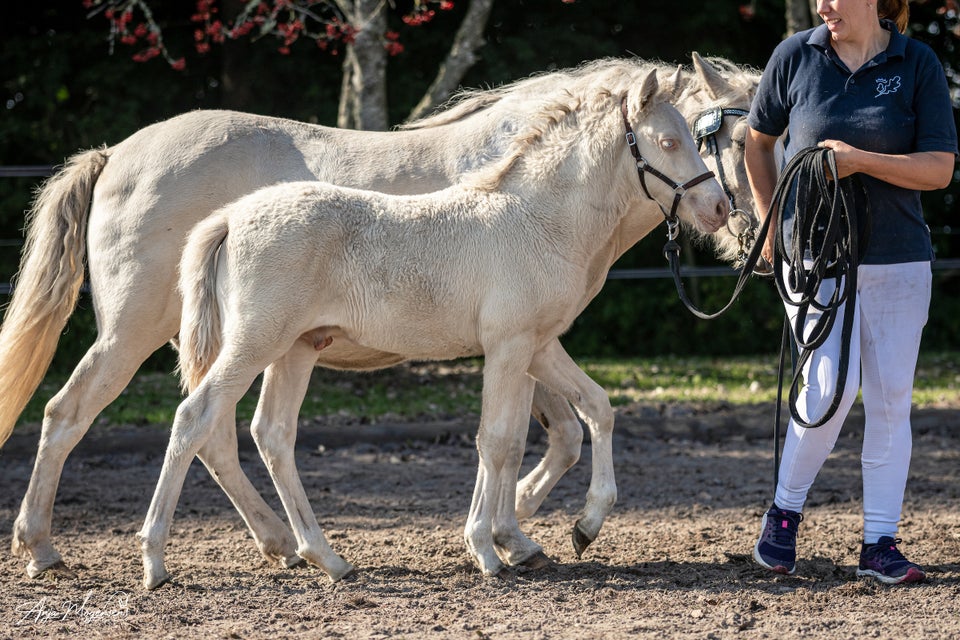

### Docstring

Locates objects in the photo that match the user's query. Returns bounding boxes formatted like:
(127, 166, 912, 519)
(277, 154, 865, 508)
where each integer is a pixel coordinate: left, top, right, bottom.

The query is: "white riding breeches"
(773, 261, 931, 544)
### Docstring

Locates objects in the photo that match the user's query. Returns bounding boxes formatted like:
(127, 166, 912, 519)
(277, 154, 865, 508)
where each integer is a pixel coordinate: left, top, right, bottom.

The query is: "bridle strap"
(620, 97, 715, 232)
(698, 108, 749, 210)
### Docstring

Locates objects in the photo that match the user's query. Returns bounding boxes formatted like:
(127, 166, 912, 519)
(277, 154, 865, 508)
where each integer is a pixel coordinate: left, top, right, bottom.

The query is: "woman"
(745, 0, 957, 584)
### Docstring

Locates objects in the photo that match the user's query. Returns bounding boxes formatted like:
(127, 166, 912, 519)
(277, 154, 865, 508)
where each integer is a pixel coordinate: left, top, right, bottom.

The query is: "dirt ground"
(2, 395, 959, 639)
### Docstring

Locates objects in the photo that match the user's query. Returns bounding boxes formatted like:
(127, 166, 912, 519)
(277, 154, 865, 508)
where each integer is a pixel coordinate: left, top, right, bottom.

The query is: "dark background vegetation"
(1, 0, 958, 373)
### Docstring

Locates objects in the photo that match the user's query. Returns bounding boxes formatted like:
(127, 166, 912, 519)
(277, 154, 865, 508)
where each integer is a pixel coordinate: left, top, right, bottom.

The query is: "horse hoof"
(571, 521, 595, 558)
(282, 555, 307, 569)
(517, 551, 554, 571)
(27, 560, 77, 580)
(143, 571, 171, 591)
(328, 562, 356, 583)
(494, 566, 516, 581)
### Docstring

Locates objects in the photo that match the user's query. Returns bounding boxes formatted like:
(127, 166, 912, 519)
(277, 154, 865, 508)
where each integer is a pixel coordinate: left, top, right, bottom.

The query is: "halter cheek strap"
(694, 107, 749, 211)
(620, 97, 715, 239)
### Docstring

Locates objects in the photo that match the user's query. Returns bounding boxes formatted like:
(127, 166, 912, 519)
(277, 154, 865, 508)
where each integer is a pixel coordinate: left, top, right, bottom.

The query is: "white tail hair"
(176, 211, 229, 393)
(0, 148, 109, 447)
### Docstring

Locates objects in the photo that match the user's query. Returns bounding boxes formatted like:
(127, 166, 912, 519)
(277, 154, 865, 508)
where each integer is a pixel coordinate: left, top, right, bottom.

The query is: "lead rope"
(768, 146, 870, 487)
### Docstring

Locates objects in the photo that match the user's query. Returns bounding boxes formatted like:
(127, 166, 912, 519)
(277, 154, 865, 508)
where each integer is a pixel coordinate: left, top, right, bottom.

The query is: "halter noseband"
(620, 97, 715, 241)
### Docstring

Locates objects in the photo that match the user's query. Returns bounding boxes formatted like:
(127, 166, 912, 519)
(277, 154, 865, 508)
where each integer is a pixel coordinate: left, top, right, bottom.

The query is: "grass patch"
(18, 352, 960, 428)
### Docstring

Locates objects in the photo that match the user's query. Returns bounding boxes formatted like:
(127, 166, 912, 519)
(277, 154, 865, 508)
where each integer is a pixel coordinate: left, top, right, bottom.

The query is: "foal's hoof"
(516, 551, 554, 571)
(281, 555, 307, 569)
(327, 562, 356, 583)
(143, 570, 171, 591)
(572, 520, 596, 558)
(27, 560, 77, 580)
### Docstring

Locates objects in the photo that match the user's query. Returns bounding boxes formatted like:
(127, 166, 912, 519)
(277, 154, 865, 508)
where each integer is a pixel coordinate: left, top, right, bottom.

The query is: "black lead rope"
(768, 146, 870, 486)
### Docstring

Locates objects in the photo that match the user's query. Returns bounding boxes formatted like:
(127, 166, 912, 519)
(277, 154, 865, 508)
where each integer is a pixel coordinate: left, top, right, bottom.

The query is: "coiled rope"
(768, 145, 870, 486)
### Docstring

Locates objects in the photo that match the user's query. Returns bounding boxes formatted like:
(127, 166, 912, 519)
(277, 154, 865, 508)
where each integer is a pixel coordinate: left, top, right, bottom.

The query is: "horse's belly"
(306, 321, 481, 371)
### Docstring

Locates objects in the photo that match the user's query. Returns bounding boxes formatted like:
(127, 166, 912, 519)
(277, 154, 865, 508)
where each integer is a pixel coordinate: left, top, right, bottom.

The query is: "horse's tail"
(0, 148, 109, 448)
(177, 211, 229, 394)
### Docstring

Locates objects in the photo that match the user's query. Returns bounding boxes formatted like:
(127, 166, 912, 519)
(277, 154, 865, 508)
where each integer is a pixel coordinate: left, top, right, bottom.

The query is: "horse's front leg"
(249, 342, 354, 582)
(465, 340, 542, 575)
(516, 381, 583, 520)
(528, 340, 616, 558)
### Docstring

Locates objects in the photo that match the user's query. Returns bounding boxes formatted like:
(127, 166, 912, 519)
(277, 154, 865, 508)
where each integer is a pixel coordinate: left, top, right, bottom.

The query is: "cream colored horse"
(0, 54, 759, 580)
(138, 69, 727, 589)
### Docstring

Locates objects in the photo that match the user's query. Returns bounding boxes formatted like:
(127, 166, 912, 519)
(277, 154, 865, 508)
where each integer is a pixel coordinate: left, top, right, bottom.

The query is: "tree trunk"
(338, 0, 494, 129)
(406, 0, 496, 122)
(338, 0, 389, 130)
(785, 0, 818, 36)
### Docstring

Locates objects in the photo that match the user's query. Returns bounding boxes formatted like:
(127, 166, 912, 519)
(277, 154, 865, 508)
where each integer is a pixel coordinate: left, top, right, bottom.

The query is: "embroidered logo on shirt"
(875, 76, 901, 97)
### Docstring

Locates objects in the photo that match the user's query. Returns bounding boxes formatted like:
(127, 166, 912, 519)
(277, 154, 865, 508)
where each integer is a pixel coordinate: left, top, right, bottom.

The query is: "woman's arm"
(818, 139, 955, 190)
(744, 127, 781, 265)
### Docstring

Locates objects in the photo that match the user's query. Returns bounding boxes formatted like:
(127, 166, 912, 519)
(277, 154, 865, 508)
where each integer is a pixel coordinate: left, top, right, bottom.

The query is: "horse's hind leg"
(528, 341, 616, 558)
(515, 382, 583, 520)
(12, 330, 298, 579)
(248, 342, 353, 581)
(139, 375, 249, 590)
(11, 334, 163, 578)
(196, 416, 301, 568)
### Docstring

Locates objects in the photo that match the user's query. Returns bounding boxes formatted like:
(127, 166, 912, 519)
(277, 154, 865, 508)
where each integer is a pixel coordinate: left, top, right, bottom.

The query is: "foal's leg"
(196, 414, 301, 568)
(516, 381, 583, 520)
(248, 342, 354, 581)
(12, 329, 298, 579)
(464, 340, 542, 575)
(528, 340, 616, 557)
(138, 365, 259, 590)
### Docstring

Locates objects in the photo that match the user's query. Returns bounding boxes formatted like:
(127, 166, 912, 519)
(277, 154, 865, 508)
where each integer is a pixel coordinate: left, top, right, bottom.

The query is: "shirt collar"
(807, 19, 906, 60)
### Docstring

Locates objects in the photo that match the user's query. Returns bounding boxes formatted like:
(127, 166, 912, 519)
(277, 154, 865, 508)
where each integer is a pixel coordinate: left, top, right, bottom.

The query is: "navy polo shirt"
(749, 20, 958, 264)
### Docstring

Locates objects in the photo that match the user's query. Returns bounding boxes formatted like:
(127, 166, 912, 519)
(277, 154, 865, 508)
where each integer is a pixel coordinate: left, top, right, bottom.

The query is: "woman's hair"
(878, 0, 909, 34)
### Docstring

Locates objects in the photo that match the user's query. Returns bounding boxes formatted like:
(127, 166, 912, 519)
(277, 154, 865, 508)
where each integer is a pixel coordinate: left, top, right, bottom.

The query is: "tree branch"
(405, 0, 494, 122)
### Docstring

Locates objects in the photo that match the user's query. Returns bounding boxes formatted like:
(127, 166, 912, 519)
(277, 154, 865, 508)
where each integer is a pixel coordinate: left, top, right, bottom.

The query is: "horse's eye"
(660, 138, 676, 151)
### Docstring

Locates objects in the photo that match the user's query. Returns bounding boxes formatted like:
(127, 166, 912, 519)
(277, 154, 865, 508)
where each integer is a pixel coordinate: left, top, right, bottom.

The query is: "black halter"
(620, 98, 716, 241)
(691, 106, 762, 269)
(692, 106, 750, 211)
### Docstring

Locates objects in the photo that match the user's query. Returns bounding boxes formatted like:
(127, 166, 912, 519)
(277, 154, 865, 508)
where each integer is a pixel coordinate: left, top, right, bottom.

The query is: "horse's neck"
(499, 137, 656, 272)
(295, 110, 517, 194)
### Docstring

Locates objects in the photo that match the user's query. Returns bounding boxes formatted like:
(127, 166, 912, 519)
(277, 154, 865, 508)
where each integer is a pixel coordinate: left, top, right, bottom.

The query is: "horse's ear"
(692, 51, 725, 101)
(638, 69, 660, 111)
(668, 64, 684, 98)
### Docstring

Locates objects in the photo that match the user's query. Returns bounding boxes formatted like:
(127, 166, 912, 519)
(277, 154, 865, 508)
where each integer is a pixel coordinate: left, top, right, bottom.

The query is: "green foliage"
(19, 352, 959, 427)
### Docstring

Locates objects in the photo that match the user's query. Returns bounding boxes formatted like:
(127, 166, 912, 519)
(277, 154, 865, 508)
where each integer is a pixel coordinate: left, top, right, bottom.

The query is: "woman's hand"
(817, 139, 860, 179)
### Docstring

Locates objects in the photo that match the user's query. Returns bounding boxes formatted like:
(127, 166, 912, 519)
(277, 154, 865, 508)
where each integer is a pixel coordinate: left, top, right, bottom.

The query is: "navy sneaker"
(753, 504, 803, 574)
(856, 537, 925, 585)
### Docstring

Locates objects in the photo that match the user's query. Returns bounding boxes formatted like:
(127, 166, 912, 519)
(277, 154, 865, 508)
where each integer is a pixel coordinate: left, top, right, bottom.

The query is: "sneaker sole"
(856, 566, 926, 585)
(753, 544, 795, 575)
(753, 512, 796, 575)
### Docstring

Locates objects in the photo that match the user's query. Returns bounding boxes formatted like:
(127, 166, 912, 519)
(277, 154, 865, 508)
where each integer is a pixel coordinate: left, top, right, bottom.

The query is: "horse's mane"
(400, 58, 661, 132)
(400, 55, 759, 132)
(458, 61, 661, 192)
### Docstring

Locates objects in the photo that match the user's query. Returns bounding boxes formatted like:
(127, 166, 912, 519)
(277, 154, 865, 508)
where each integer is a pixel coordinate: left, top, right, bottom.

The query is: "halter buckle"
(665, 217, 680, 241)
